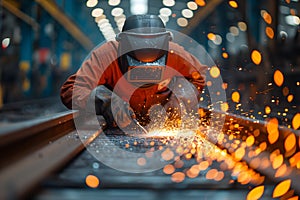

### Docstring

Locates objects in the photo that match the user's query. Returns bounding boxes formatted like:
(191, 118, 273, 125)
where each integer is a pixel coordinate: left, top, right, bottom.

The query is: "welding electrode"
(132, 118, 149, 134)
(129, 110, 149, 134)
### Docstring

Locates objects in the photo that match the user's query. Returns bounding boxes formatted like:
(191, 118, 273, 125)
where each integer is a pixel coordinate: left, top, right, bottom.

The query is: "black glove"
(90, 85, 135, 128)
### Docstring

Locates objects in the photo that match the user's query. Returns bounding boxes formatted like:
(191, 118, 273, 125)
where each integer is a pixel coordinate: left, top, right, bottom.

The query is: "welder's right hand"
(90, 85, 135, 128)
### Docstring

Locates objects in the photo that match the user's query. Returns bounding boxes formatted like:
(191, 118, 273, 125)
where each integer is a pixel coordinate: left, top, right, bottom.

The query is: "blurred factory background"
(0, 0, 299, 127)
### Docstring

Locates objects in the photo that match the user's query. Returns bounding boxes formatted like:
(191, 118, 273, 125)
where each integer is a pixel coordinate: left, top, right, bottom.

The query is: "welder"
(60, 14, 207, 130)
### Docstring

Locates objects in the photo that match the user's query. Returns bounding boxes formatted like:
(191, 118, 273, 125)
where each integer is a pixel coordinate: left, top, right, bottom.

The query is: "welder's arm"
(88, 85, 135, 128)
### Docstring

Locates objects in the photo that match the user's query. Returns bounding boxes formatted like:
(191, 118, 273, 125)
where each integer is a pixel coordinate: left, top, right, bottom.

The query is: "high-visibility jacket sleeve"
(60, 41, 118, 110)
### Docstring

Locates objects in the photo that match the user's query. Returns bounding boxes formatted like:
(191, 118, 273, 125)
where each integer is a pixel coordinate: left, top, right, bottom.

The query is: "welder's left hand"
(88, 85, 135, 128)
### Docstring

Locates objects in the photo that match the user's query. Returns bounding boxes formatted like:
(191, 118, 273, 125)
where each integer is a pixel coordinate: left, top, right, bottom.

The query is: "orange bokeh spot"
(287, 94, 294, 102)
(210, 66, 220, 78)
(161, 148, 174, 161)
(275, 164, 287, 178)
(171, 172, 185, 183)
(274, 70, 284, 87)
(232, 91, 240, 103)
(222, 52, 229, 59)
(272, 154, 283, 169)
(251, 50, 262, 65)
(289, 152, 300, 167)
(267, 118, 279, 144)
(228, 0, 238, 8)
(263, 12, 272, 24)
(292, 113, 300, 130)
(234, 147, 245, 161)
(195, 0, 206, 6)
(192, 71, 201, 80)
(163, 164, 175, 175)
(265, 106, 271, 114)
(272, 179, 291, 198)
(137, 157, 146, 166)
(85, 175, 100, 188)
(207, 32, 216, 40)
(198, 160, 209, 170)
(247, 185, 264, 200)
(246, 135, 255, 147)
(221, 102, 229, 112)
(206, 168, 218, 179)
(285, 133, 296, 152)
(266, 27, 274, 39)
(214, 171, 224, 181)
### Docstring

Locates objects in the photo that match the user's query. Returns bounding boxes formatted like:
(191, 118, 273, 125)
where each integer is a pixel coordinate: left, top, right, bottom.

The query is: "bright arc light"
(86, 0, 98, 8)
(160, 7, 172, 16)
(111, 7, 124, 16)
(130, 0, 148, 15)
(163, 0, 175, 7)
(91, 8, 104, 17)
(187, 1, 198, 10)
(182, 9, 193, 18)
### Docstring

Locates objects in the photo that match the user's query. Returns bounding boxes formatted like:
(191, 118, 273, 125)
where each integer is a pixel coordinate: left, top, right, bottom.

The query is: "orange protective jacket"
(60, 41, 207, 116)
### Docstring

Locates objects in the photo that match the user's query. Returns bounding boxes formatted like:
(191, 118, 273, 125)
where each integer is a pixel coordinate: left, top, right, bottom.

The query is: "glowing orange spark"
(272, 154, 283, 169)
(171, 172, 185, 183)
(234, 147, 245, 161)
(195, 0, 206, 6)
(272, 179, 291, 198)
(206, 169, 218, 179)
(221, 102, 229, 112)
(251, 50, 262, 65)
(85, 175, 100, 188)
(285, 133, 296, 152)
(222, 52, 229, 59)
(232, 91, 240, 103)
(292, 113, 300, 130)
(265, 27, 274, 39)
(274, 70, 284, 87)
(207, 33, 216, 40)
(210, 66, 220, 78)
(229, 0, 238, 8)
(163, 164, 175, 174)
(247, 185, 264, 200)
(246, 135, 255, 147)
(287, 94, 294, 102)
(262, 12, 272, 24)
(275, 164, 288, 178)
(265, 106, 271, 114)
(267, 118, 279, 144)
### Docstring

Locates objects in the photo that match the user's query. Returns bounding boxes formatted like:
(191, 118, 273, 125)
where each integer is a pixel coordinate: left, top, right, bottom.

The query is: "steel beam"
(35, 0, 94, 51)
(1, 0, 39, 31)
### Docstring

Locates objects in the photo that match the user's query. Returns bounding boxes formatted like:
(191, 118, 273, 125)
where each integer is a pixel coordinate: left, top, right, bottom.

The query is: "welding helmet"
(116, 15, 173, 87)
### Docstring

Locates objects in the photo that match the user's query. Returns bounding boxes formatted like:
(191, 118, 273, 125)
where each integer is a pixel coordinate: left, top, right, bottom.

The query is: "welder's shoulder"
(169, 42, 192, 58)
(92, 41, 119, 55)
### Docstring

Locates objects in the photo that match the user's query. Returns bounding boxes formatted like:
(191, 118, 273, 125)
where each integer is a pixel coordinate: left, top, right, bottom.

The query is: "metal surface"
(0, 111, 101, 200)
